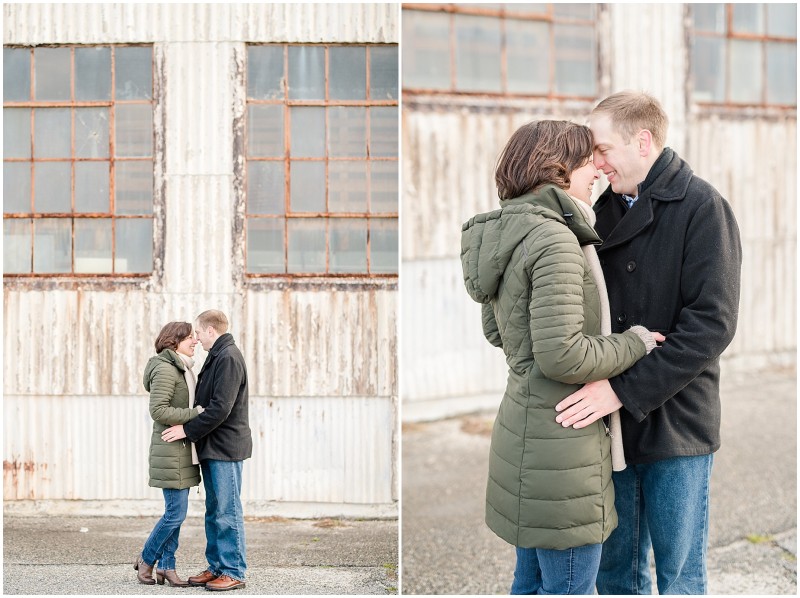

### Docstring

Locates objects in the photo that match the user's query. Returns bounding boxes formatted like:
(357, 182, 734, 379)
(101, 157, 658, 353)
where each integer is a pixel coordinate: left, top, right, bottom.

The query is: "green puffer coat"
(461, 184, 648, 550)
(143, 349, 201, 489)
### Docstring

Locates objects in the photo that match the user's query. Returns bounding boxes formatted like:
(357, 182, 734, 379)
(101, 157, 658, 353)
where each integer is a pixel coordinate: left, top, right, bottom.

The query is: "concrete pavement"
(401, 369, 797, 594)
(3, 516, 398, 595)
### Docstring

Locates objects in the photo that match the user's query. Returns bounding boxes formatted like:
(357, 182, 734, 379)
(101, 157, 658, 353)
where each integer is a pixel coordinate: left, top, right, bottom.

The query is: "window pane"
(370, 218, 398, 274)
(553, 4, 595, 19)
(288, 46, 325, 100)
(4, 48, 31, 101)
(247, 45, 285, 100)
(75, 47, 111, 101)
(248, 105, 284, 157)
(767, 4, 797, 37)
(33, 218, 71, 273)
(370, 46, 398, 100)
(329, 107, 367, 157)
(691, 36, 725, 102)
(34, 47, 71, 101)
(287, 219, 326, 273)
(290, 161, 326, 212)
(115, 218, 153, 272)
(732, 3, 764, 35)
(34, 162, 71, 213)
(75, 162, 110, 213)
(730, 40, 762, 103)
(554, 25, 596, 96)
(247, 217, 285, 273)
(455, 14, 502, 92)
(402, 11, 451, 89)
(370, 161, 397, 213)
(4, 108, 31, 159)
(115, 46, 152, 100)
(74, 218, 112, 273)
(290, 107, 325, 157)
(329, 161, 368, 212)
(116, 104, 153, 157)
(507, 19, 549, 94)
(330, 218, 367, 273)
(4, 162, 31, 213)
(34, 108, 71, 159)
(693, 4, 726, 33)
(508, 4, 548, 15)
(767, 42, 797, 105)
(247, 161, 285, 214)
(75, 108, 110, 159)
(115, 160, 153, 214)
(330, 46, 367, 100)
(4, 219, 31, 273)
(370, 107, 398, 158)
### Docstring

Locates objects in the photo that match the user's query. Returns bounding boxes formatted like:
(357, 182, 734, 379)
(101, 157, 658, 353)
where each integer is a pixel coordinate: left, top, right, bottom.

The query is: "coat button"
(617, 313, 627, 324)
(626, 261, 636, 272)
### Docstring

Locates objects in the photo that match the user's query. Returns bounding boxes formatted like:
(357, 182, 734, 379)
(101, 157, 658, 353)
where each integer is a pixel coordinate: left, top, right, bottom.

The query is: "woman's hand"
(196, 405, 205, 414)
(652, 331, 666, 343)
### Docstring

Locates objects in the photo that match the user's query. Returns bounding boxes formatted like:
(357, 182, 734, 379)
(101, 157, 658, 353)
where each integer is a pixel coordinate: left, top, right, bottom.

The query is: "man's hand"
(161, 425, 187, 443)
(555, 379, 622, 429)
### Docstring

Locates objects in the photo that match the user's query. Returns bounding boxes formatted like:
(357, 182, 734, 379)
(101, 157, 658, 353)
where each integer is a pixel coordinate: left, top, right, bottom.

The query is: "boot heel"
(156, 573, 165, 585)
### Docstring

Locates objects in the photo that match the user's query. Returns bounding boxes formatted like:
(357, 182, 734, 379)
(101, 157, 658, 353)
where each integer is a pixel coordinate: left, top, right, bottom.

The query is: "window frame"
(3, 43, 159, 279)
(690, 3, 797, 109)
(243, 42, 399, 279)
(401, 3, 598, 100)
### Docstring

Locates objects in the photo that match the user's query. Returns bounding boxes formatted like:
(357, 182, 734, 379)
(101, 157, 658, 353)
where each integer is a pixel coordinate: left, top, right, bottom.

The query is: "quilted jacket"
(461, 184, 648, 549)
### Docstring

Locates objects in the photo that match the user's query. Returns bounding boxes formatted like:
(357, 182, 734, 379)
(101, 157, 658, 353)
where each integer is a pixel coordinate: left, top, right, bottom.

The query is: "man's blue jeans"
(201, 460, 247, 582)
(141, 488, 190, 570)
(597, 454, 714, 595)
(511, 543, 602, 595)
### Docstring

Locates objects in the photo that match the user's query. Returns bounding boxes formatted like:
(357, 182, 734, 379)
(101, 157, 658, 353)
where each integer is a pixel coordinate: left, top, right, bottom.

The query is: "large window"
(691, 3, 796, 106)
(402, 3, 597, 98)
(3, 45, 155, 276)
(245, 44, 399, 277)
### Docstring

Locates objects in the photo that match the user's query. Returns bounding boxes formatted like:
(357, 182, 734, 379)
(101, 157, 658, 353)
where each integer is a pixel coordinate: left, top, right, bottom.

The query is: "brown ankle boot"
(156, 569, 190, 587)
(134, 555, 156, 585)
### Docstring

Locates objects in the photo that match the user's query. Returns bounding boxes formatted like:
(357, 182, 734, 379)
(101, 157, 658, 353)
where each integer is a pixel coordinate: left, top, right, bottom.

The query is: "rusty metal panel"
(3, 3, 398, 45)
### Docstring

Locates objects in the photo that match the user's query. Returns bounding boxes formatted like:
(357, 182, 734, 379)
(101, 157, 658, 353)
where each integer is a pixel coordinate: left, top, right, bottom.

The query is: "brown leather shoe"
(188, 570, 219, 587)
(156, 569, 190, 587)
(134, 555, 156, 585)
(205, 575, 246, 591)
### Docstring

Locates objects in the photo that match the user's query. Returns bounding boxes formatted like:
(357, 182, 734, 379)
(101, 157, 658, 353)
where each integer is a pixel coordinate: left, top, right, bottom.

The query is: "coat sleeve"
(148, 364, 200, 425)
(610, 196, 742, 421)
(482, 302, 503, 348)
(529, 225, 647, 384)
(183, 353, 243, 442)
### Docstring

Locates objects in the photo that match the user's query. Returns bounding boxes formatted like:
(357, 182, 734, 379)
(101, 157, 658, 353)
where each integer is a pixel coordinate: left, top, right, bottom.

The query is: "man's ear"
(637, 129, 653, 157)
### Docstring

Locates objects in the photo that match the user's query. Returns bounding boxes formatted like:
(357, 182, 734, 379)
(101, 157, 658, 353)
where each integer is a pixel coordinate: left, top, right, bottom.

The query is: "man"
(553, 91, 742, 594)
(162, 309, 252, 591)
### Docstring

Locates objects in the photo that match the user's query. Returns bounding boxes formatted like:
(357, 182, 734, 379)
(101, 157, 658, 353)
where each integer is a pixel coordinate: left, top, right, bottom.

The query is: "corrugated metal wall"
(3, 3, 399, 516)
(401, 4, 796, 420)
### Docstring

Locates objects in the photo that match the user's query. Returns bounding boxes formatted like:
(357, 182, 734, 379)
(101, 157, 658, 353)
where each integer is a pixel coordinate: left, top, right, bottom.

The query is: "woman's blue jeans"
(511, 543, 603, 595)
(596, 454, 713, 594)
(141, 488, 190, 570)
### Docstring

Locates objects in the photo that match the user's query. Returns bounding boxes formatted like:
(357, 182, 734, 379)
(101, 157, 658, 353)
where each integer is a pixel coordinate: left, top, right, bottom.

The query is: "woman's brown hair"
(495, 120, 593, 200)
(154, 322, 193, 353)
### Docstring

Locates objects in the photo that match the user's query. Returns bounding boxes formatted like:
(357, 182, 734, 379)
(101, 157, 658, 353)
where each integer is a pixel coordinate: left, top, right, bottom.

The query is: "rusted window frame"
(244, 43, 399, 279)
(3, 43, 157, 279)
(402, 3, 598, 101)
(691, 4, 797, 109)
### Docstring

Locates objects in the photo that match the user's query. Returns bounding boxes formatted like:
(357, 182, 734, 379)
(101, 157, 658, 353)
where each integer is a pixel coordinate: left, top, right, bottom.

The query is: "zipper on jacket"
(602, 415, 611, 437)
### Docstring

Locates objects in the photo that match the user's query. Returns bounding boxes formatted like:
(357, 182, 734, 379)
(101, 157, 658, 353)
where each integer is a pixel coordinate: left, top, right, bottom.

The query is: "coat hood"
(461, 184, 600, 303)
(143, 349, 185, 392)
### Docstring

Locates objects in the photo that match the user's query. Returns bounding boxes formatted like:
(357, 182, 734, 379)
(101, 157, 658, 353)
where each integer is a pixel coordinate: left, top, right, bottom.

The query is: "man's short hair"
(196, 310, 229, 334)
(592, 91, 669, 149)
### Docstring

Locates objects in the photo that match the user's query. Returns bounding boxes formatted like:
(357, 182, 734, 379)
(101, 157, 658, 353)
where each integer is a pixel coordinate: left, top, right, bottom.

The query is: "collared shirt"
(623, 194, 638, 209)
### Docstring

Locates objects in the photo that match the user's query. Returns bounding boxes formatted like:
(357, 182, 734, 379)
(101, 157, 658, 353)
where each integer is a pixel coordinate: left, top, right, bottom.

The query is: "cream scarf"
(571, 197, 627, 472)
(178, 352, 200, 466)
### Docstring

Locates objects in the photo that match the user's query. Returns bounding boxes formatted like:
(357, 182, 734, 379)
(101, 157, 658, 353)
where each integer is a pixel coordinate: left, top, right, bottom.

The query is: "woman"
(134, 321, 205, 587)
(460, 121, 665, 594)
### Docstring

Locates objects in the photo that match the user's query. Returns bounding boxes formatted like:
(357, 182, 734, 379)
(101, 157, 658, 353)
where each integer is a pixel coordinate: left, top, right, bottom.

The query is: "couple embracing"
(135, 309, 252, 591)
(462, 92, 742, 594)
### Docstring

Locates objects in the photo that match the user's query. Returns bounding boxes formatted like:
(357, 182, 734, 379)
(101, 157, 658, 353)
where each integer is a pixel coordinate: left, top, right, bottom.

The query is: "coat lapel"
(597, 194, 655, 253)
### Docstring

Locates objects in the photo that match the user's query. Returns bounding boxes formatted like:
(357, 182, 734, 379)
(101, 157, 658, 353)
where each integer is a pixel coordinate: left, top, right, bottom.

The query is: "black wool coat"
(594, 148, 742, 465)
(183, 333, 253, 462)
